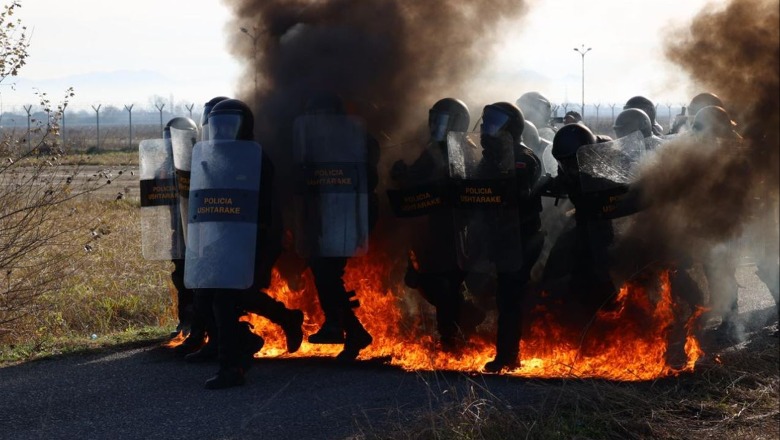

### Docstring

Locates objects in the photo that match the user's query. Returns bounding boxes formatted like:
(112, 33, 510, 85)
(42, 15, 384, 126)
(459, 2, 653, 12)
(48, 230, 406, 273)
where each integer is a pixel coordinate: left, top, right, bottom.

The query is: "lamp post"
(573, 44, 592, 117)
(240, 26, 259, 104)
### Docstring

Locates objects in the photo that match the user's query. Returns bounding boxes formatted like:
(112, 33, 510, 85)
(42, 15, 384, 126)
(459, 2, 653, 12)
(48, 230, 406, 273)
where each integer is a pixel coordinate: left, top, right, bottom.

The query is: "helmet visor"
(480, 106, 511, 137)
(429, 111, 451, 142)
(208, 113, 242, 141)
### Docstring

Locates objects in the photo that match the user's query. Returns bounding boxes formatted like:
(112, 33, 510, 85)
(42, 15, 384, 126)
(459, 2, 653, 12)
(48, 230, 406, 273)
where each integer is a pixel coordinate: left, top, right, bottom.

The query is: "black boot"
(184, 340, 218, 363)
(483, 353, 520, 373)
(308, 317, 345, 344)
(204, 367, 245, 390)
(337, 309, 372, 362)
(239, 324, 265, 371)
(280, 309, 305, 353)
(241, 291, 305, 352)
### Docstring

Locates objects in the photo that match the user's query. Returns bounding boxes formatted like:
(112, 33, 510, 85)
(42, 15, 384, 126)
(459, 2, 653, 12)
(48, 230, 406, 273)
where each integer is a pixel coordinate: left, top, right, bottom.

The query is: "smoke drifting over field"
(614, 0, 779, 324)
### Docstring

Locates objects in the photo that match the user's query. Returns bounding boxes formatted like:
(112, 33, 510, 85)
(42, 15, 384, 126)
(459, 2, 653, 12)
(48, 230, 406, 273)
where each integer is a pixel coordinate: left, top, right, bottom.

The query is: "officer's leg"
(241, 290, 304, 353)
(485, 232, 543, 372)
(181, 290, 218, 360)
(170, 258, 194, 336)
(205, 290, 248, 389)
(308, 257, 349, 344)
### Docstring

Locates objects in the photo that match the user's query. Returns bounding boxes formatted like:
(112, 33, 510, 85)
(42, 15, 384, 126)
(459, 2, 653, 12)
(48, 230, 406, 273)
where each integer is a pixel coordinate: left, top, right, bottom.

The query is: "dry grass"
(0, 196, 176, 361)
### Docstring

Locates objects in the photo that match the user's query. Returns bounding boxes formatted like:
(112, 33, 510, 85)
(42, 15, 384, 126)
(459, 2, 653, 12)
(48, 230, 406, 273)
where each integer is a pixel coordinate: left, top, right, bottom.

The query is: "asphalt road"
(0, 268, 777, 440)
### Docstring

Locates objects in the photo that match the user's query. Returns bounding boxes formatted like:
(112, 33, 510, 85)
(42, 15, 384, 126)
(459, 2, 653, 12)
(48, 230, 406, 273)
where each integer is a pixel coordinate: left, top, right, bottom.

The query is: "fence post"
(92, 104, 102, 151)
(124, 104, 134, 149)
(594, 103, 601, 127)
(23, 104, 32, 149)
(155, 103, 166, 134)
(61, 103, 67, 148)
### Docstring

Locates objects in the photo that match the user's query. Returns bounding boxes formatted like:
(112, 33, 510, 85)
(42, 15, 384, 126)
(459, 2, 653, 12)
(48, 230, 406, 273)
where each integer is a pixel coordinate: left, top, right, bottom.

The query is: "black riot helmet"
(623, 95, 657, 125)
(200, 96, 230, 141)
(688, 92, 724, 117)
(428, 98, 470, 143)
(207, 98, 255, 141)
(691, 105, 740, 140)
(516, 91, 552, 128)
(304, 92, 345, 115)
(552, 122, 596, 161)
(480, 102, 524, 143)
(613, 108, 652, 138)
(552, 123, 596, 179)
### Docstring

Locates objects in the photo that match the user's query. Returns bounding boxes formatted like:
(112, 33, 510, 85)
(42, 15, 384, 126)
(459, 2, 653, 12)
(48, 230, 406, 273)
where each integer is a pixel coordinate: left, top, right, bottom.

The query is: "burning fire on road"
(235, 249, 705, 382)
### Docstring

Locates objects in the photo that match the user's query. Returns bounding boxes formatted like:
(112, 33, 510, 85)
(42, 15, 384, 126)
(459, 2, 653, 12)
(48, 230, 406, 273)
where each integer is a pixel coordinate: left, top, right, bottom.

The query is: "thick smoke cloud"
(222, 0, 528, 168)
(613, 0, 779, 330)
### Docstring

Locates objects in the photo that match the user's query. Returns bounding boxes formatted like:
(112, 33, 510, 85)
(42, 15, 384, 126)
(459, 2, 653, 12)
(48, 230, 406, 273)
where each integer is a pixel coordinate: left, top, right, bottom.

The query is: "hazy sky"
(7, 0, 716, 112)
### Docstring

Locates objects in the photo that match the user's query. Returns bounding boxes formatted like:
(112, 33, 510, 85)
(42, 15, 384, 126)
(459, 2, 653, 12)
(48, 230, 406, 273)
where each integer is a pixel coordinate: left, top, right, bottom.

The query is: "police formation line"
(139, 92, 778, 389)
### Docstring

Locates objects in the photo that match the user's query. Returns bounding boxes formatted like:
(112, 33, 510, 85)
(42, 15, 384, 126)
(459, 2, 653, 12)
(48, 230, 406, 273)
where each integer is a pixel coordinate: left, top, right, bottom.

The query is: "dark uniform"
(390, 98, 483, 349)
(540, 123, 618, 310)
(190, 98, 303, 389)
(298, 94, 376, 361)
(477, 102, 544, 372)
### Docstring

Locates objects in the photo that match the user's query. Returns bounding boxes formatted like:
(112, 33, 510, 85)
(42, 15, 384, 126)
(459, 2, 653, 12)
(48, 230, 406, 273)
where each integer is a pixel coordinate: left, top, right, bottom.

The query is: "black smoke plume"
(222, 0, 528, 169)
(613, 0, 779, 334)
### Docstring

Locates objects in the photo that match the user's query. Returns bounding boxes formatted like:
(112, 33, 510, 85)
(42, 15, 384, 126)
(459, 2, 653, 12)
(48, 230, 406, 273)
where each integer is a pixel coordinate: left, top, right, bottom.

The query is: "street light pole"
(573, 44, 592, 118)
(240, 26, 259, 104)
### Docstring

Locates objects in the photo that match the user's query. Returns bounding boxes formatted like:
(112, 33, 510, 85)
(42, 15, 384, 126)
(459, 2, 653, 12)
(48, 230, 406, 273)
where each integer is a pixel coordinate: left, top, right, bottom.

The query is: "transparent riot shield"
(386, 142, 457, 273)
(447, 131, 523, 273)
(386, 142, 449, 218)
(541, 141, 558, 177)
(293, 114, 368, 258)
(139, 139, 183, 260)
(574, 131, 645, 221)
(170, 125, 198, 240)
(184, 140, 262, 289)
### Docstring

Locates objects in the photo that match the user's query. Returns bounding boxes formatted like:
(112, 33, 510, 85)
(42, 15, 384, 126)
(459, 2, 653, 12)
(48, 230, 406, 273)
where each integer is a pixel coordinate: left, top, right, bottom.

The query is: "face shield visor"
(429, 111, 451, 142)
(480, 106, 511, 137)
(208, 113, 243, 141)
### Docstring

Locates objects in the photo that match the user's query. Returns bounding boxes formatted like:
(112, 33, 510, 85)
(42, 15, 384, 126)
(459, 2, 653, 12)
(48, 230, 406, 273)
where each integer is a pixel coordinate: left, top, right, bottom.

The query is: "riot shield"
(386, 143, 449, 218)
(139, 139, 183, 260)
(183, 140, 262, 289)
(386, 143, 458, 273)
(447, 131, 523, 273)
(170, 125, 198, 240)
(575, 131, 646, 220)
(293, 114, 368, 258)
(541, 140, 558, 177)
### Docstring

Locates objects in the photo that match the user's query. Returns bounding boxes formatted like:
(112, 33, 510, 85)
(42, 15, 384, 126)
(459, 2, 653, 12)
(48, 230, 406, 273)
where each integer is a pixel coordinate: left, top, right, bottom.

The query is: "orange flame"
(235, 249, 705, 381)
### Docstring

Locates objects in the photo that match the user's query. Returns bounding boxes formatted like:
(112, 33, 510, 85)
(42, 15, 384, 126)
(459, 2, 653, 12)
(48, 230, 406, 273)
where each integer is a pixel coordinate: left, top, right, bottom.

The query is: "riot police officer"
(516, 92, 556, 142)
(293, 93, 376, 361)
(175, 96, 229, 358)
(390, 98, 484, 350)
(668, 92, 725, 135)
(185, 98, 303, 389)
(624, 95, 663, 136)
(690, 105, 744, 332)
(541, 123, 618, 309)
(464, 102, 544, 372)
(164, 117, 198, 338)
